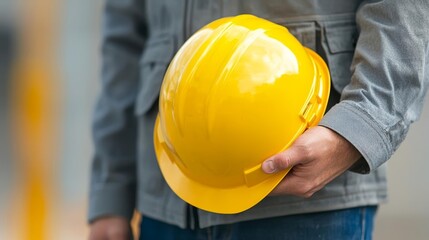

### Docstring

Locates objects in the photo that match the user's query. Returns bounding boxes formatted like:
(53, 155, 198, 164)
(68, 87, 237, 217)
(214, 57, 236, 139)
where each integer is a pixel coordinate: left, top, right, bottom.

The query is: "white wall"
(375, 95, 429, 239)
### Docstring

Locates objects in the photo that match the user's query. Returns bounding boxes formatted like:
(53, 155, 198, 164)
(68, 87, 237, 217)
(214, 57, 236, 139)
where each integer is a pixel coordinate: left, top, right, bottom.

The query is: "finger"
(261, 144, 309, 174)
(270, 174, 303, 196)
(270, 172, 321, 198)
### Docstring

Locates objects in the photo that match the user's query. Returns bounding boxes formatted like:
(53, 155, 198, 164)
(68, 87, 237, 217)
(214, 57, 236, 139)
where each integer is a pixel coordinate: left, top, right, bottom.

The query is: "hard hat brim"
(154, 116, 291, 214)
(304, 48, 331, 126)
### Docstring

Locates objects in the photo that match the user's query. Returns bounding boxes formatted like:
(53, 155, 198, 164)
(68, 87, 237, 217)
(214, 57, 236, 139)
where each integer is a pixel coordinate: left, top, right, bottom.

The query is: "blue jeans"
(140, 206, 377, 240)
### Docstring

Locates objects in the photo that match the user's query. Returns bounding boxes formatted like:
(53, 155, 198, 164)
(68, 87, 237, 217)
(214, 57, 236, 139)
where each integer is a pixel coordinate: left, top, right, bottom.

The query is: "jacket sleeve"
(88, 0, 146, 222)
(320, 0, 429, 173)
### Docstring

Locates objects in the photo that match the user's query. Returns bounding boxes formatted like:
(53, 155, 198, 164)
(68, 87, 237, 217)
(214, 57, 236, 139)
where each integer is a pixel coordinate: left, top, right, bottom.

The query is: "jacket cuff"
(88, 186, 136, 223)
(319, 101, 392, 174)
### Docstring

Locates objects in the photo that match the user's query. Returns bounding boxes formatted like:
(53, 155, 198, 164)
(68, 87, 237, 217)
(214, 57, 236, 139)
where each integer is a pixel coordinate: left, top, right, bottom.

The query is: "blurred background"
(0, 0, 428, 239)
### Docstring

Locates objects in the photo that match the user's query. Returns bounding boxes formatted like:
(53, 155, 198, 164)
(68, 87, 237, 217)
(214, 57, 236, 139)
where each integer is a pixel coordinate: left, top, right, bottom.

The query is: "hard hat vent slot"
(299, 101, 319, 127)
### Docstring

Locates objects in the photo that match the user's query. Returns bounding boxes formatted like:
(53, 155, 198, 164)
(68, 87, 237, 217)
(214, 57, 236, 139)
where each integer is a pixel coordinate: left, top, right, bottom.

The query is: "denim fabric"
(139, 206, 377, 240)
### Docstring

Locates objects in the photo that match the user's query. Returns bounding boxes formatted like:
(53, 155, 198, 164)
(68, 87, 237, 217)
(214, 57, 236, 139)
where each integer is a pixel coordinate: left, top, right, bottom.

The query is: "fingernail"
(262, 160, 277, 174)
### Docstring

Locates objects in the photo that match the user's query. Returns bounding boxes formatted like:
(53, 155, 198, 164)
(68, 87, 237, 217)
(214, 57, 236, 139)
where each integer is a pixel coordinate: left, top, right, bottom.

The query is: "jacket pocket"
(323, 21, 358, 92)
(284, 21, 316, 51)
(135, 34, 176, 115)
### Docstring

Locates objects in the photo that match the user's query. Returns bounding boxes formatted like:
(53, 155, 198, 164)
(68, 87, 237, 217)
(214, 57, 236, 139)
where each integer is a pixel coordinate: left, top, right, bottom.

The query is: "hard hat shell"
(154, 14, 330, 214)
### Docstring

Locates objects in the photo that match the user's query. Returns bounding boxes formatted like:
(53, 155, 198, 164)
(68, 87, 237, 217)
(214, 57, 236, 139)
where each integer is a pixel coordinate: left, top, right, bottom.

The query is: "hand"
(262, 126, 361, 198)
(89, 216, 132, 240)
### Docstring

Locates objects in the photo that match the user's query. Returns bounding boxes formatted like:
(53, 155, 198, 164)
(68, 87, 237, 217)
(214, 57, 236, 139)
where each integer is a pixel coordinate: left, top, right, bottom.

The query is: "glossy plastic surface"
(154, 14, 330, 214)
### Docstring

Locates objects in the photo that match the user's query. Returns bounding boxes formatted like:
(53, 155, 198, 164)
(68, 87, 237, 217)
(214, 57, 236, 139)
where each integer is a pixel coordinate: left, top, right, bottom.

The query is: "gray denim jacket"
(89, 0, 429, 228)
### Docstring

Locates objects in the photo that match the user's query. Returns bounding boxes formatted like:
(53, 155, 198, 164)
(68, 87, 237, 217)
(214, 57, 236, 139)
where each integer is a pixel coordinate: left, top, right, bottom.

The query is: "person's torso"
(135, 0, 387, 229)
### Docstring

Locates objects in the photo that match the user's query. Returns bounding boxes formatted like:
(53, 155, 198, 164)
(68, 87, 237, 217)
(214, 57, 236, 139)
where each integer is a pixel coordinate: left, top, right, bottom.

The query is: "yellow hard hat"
(154, 14, 330, 214)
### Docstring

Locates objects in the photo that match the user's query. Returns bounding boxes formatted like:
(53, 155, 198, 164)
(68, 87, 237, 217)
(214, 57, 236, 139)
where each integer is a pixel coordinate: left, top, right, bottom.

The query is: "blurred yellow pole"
(11, 0, 60, 239)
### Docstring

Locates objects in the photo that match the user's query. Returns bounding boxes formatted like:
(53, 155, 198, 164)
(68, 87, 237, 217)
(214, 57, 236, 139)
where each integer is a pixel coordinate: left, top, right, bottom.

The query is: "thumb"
(261, 147, 303, 174)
